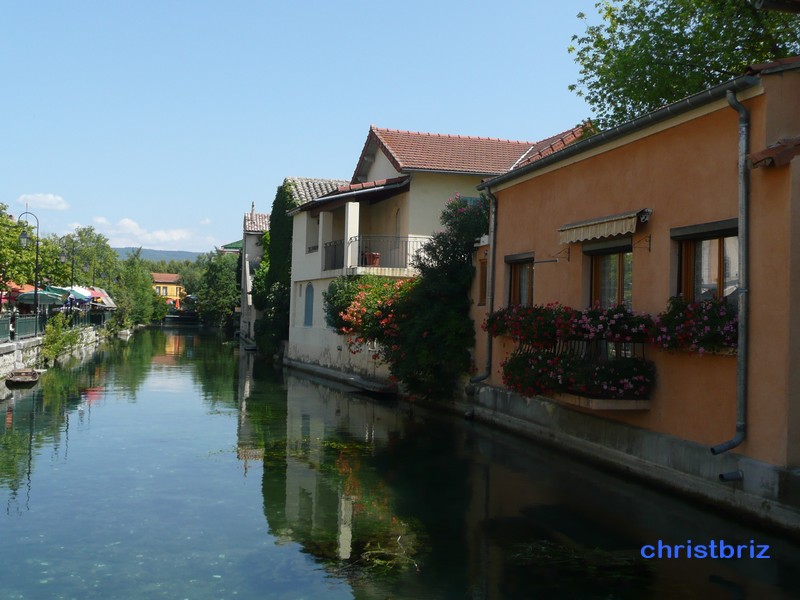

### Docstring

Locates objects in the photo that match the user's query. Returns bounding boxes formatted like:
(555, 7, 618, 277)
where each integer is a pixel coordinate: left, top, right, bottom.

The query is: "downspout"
(470, 187, 498, 384)
(711, 89, 750, 456)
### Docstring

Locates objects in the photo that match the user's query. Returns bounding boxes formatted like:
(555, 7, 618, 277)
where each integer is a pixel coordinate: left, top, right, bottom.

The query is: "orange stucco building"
(470, 58, 800, 531)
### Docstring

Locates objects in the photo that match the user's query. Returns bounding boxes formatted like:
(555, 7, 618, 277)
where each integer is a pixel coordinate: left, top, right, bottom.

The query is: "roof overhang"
(288, 177, 411, 217)
(559, 208, 652, 245)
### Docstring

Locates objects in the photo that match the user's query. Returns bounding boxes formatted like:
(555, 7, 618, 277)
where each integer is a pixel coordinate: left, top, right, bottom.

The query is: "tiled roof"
(511, 124, 590, 170)
(330, 176, 409, 195)
(243, 203, 270, 233)
(353, 126, 539, 182)
(151, 273, 180, 284)
(284, 176, 348, 206)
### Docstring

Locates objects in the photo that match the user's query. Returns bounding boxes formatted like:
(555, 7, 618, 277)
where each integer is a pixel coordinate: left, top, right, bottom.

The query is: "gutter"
(478, 75, 761, 191)
(711, 89, 751, 457)
(469, 187, 498, 384)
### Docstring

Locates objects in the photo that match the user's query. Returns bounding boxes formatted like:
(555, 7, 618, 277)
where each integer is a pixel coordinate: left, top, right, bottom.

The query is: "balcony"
(323, 235, 430, 272)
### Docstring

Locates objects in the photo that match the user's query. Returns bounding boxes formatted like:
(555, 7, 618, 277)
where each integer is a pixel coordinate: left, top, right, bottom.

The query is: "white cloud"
(93, 216, 110, 225)
(99, 217, 192, 249)
(16, 193, 69, 211)
(199, 217, 212, 226)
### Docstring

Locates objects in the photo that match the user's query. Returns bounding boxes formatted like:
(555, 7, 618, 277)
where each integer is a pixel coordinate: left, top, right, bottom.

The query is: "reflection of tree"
(185, 332, 238, 408)
(0, 425, 29, 503)
(106, 331, 165, 399)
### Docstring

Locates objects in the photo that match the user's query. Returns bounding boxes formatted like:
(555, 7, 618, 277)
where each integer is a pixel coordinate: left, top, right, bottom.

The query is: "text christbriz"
(640, 540, 770, 559)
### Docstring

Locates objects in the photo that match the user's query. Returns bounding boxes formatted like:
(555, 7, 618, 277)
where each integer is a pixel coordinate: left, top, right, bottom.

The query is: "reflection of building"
(262, 374, 407, 565)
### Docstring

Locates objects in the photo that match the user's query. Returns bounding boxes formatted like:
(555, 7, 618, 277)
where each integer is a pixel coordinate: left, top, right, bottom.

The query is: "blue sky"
(1, 1, 593, 252)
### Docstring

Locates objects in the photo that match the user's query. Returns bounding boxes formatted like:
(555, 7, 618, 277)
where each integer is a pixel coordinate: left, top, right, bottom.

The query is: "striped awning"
(558, 208, 652, 245)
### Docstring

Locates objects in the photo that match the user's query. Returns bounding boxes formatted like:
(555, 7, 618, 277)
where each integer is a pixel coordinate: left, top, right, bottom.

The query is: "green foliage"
(253, 181, 297, 359)
(569, 0, 800, 129)
(253, 282, 290, 356)
(42, 312, 81, 364)
(338, 194, 490, 399)
(151, 293, 170, 321)
(251, 231, 271, 311)
(195, 251, 239, 328)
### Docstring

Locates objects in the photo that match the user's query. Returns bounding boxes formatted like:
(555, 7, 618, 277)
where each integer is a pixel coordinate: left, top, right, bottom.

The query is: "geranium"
(653, 295, 738, 353)
(483, 303, 578, 346)
(575, 304, 654, 343)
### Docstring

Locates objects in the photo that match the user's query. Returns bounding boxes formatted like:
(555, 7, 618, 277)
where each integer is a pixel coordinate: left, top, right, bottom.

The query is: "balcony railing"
(349, 235, 430, 269)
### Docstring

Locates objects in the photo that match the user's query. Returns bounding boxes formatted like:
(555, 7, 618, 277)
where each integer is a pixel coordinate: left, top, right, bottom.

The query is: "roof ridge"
(371, 125, 535, 145)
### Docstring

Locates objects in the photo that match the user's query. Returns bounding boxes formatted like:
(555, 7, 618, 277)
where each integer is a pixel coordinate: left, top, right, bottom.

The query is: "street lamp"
(18, 211, 40, 319)
(60, 237, 77, 288)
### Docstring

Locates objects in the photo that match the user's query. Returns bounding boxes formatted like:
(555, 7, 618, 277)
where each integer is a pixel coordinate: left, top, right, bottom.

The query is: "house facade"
(151, 273, 184, 309)
(285, 125, 580, 385)
(239, 205, 270, 348)
(471, 58, 800, 529)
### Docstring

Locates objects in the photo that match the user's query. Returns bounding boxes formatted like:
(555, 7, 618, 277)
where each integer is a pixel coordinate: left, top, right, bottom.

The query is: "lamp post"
(18, 211, 40, 320)
(60, 237, 77, 288)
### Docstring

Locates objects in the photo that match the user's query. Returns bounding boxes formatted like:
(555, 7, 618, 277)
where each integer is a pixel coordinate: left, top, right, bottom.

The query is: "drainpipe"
(470, 188, 498, 384)
(711, 89, 750, 455)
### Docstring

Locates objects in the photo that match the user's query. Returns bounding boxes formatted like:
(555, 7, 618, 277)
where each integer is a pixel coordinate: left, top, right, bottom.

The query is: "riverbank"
(0, 325, 127, 380)
(283, 357, 800, 540)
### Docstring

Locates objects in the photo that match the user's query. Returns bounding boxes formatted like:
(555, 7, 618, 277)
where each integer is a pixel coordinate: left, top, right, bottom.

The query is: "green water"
(1, 329, 799, 599)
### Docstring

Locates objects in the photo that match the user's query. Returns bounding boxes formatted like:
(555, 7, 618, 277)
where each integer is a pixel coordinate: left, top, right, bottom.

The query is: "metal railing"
(0, 309, 109, 342)
(349, 235, 430, 269)
(0, 314, 10, 343)
(14, 315, 44, 339)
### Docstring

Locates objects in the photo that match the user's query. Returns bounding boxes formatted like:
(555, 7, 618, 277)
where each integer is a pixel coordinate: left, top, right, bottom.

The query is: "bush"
(323, 275, 394, 332)
(42, 312, 81, 364)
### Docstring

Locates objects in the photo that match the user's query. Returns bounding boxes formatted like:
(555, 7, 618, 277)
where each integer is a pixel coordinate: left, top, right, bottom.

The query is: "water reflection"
(1, 330, 799, 599)
(238, 370, 800, 599)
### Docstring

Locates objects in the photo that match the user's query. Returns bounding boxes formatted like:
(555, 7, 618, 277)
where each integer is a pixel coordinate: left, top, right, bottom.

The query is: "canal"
(1, 329, 799, 599)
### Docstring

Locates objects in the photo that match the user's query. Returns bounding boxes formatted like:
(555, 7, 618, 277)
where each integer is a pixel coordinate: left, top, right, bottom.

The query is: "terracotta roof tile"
(285, 176, 349, 206)
(151, 273, 180, 284)
(511, 124, 590, 170)
(243, 204, 270, 233)
(331, 176, 409, 195)
(353, 126, 538, 181)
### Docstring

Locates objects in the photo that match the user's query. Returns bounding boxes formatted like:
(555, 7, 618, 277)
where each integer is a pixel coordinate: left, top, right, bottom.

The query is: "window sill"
(555, 392, 651, 411)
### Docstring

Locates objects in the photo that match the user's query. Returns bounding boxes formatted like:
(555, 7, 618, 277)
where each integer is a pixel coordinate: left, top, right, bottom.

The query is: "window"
(592, 252, 632, 308)
(672, 219, 738, 306)
(505, 252, 535, 306)
(155, 286, 162, 295)
(478, 259, 487, 306)
(681, 236, 739, 303)
(303, 283, 314, 327)
(584, 238, 633, 308)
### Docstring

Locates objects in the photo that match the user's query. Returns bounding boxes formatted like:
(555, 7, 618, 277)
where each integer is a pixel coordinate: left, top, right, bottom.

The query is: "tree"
(253, 182, 295, 358)
(0, 204, 35, 293)
(111, 248, 158, 329)
(250, 230, 270, 311)
(195, 251, 239, 328)
(569, 0, 800, 129)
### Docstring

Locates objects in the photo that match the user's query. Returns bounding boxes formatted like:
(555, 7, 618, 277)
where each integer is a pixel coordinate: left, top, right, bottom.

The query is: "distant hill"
(113, 248, 205, 262)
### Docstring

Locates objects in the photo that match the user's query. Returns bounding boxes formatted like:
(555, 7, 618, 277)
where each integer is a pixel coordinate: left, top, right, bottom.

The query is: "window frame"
(671, 219, 738, 303)
(477, 258, 488, 306)
(505, 252, 535, 306)
(583, 237, 633, 308)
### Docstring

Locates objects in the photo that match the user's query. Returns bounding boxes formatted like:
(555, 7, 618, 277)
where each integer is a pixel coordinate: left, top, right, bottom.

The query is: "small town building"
(471, 57, 800, 531)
